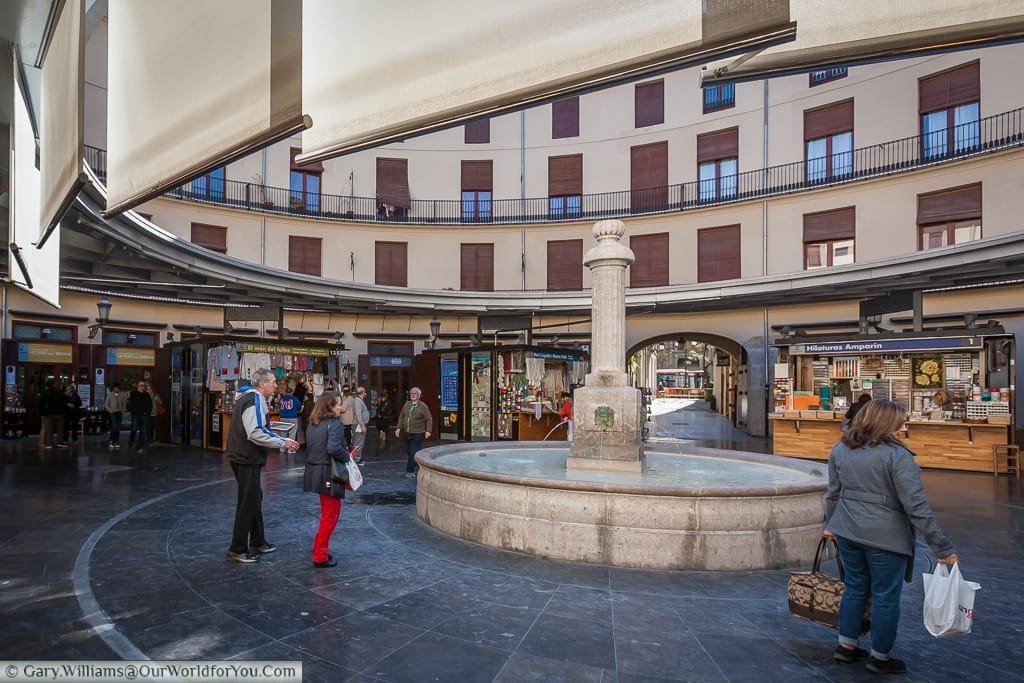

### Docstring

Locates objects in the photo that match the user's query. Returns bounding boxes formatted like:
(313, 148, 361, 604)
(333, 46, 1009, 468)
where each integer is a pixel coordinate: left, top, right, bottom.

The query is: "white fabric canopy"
(702, 0, 1024, 83)
(300, 0, 794, 162)
(10, 57, 61, 308)
(38, 0, 85, 247)
(104, 0, 307, 216)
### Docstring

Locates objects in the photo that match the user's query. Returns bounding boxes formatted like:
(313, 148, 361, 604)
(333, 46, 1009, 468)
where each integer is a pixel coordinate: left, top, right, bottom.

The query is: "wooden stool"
(992, 444, 1021, 480)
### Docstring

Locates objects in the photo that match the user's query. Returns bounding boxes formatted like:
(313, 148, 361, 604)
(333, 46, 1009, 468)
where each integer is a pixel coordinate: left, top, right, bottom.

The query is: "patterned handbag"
(788, 538, 871, 633)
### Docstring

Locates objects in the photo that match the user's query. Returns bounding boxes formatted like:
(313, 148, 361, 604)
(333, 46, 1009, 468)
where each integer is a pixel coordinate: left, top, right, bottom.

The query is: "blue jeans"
(109, 411, 123, 444)
(405, 433, 424, 473)
(835, 536, 908, 657)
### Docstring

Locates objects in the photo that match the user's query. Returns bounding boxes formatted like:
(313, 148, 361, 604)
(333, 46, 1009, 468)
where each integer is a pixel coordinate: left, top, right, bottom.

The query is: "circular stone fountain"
(415, 442, 827, 571)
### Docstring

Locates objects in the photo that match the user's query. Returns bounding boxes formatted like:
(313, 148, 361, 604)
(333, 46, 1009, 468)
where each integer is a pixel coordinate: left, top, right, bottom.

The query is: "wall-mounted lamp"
(279, 327, 290, 340)
(96, 298, 112, 325)
(550, 335, 559, 344)
(224, 321, 234, 335)
(429, 317, 441, 338)
(333, 331, 344, 344)
(166, 332, 175, 342)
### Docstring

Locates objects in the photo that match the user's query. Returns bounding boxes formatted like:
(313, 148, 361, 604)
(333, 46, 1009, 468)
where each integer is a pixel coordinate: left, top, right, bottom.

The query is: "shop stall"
(770, 333, 1015, 472)
(167, 338, 349, 450)
(423, 345, 588, 442)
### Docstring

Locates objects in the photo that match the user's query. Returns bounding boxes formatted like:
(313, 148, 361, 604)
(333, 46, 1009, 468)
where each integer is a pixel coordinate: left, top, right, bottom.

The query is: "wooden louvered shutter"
(635, 80, 664, 128)
(696, 127, 739, 162)
(804, 99, 854, 140)
(546, 239, 583, 291)
(460, 243, 494, 291)
(552, 97, 579, 138)
(548, 154, 583, 197)
(288, 236, 322, 276)
(917, 183, 982, 224)
(464, 118, 490, 144)
(919, 61, 980, 114)
(190, 222, 227, 253)
(461, 160, 493, 191)
(803, 207, 856, 242)
(375, 241, 408, 286)
(697, 225, 741, 283)
(630, 141, 668, 210)
(630, 233, 670, 287)
(376, 158, 411, 208)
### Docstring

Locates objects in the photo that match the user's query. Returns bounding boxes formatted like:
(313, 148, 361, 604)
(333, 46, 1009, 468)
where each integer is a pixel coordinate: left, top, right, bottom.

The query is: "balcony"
(84, 106, 1024, 226)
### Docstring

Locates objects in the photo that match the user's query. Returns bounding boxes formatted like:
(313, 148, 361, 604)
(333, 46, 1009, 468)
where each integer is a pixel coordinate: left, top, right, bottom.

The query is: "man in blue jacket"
(226, 368, 299, 563)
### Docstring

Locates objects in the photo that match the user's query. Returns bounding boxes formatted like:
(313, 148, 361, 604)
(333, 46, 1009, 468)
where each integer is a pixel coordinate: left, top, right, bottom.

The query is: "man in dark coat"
(38, 379, 67, 449)
(225, 368, 299, 563)
(127, 380, 153, 453)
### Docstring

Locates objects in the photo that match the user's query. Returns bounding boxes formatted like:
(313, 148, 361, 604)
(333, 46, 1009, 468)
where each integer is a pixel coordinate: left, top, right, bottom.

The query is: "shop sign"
(369, 355, 412, 367)
(106, 347, 155, 366)
(789, 337, 982, 355)
(529, 350, 583, 361)
(17, 342, 73, 363)
(235, 342, 330, 357)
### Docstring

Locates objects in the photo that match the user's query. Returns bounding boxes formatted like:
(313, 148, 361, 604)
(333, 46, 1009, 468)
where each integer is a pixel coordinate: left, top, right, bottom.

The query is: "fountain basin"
(415, 442, 827, 570)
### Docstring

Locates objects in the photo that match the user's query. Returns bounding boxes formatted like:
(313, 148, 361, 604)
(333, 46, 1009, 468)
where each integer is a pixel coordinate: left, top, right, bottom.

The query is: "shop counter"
(517, 410, 568, 441)
(769, 415, 1010, 473)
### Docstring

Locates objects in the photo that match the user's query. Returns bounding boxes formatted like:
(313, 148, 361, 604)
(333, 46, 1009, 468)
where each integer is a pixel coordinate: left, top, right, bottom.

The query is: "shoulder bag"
(788, 537, 871, 633)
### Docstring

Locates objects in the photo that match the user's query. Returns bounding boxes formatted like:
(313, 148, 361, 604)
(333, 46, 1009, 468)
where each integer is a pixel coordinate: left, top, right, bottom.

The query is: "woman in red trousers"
(302, 391, 348, 568)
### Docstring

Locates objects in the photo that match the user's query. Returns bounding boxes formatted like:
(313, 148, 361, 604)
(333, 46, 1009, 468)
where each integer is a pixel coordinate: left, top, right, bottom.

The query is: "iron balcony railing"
(84, 106, 1024, 225)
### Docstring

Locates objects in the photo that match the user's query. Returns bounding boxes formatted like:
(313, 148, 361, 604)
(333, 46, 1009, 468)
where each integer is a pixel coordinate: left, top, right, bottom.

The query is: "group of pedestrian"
(37, 379, 81, 449)
(103, 380, 162, 452)
(225, 377, 433, 568)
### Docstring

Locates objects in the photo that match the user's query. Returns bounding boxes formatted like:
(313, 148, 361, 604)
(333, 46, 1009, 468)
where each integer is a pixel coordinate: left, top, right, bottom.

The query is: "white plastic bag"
(344, 458, 364, 491)
(923, 562, 980, 637)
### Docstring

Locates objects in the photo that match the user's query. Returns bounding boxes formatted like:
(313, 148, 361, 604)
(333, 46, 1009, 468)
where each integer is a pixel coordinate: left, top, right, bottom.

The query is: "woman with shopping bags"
(823, 398, 958, 675)
(301, 391, 348, 569)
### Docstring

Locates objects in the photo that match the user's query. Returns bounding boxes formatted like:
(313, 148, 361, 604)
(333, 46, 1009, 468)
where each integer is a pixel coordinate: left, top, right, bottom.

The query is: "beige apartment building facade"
(7, 20, 1023, 443)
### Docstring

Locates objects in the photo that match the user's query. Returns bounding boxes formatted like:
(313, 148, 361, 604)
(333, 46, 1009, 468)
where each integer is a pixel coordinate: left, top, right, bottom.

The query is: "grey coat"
(302, 417, 348, 499)
(825, 440, 954, 564)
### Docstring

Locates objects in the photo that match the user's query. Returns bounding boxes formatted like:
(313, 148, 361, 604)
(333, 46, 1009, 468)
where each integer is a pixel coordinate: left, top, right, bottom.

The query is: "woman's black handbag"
(330, 456, 349, 485)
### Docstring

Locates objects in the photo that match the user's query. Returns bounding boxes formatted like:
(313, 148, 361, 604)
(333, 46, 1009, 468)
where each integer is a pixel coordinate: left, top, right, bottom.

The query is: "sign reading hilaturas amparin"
(788, 337, 984, 355)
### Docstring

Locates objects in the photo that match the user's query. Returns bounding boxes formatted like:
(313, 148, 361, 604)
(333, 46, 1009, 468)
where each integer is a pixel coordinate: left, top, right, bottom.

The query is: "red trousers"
(313, 492, 342, 563)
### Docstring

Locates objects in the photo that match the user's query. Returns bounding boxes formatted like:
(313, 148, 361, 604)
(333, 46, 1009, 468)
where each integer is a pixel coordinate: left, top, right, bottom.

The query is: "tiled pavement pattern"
(1, 401, 1022, 682)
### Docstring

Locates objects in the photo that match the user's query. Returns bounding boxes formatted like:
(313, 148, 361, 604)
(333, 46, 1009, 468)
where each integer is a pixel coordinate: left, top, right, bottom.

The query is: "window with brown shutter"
(288, 236, 322, 277)
(803, 207, 856, 242)
(460, 243, 494, 291)
(630, 141, 668, 210)
(635, 80, 665, 128)
(804, 100, 854, 140)
(630, 233, 670, 288)
(548, 155, 582, 197)
(376, 158, 411, 214)
(461, 160, 493, 191)
(547, 239, 583, 291)
(461, 160, 493, 222)
(552, 97, 579, 138)
(917, 183, 982, 224)
(803, 208, 856, 269)
(375, 241, 408, 287)
(697, 225, 741, 283)
(919, 61, 980, 114)
(465, 118, 490, 144)
(696, 127, 739, 163)
(190, 222, 227, 254)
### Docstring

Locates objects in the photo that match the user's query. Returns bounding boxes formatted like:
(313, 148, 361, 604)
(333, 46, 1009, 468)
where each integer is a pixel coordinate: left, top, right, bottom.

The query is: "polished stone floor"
(1, 402, 1022, 682)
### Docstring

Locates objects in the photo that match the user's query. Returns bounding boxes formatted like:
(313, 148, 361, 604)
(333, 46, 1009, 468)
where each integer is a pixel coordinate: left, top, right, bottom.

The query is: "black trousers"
(229, 462, 267, 554)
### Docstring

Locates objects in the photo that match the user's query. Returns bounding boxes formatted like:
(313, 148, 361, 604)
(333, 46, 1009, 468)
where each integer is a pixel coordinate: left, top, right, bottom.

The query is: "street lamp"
(96, 298, 112, 324)
(429, 317, 441, 338)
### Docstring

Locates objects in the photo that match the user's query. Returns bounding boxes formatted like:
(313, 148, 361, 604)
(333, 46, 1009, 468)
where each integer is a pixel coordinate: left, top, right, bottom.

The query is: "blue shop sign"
(789, 337, 982, 355)
(369, 355, 412, 367)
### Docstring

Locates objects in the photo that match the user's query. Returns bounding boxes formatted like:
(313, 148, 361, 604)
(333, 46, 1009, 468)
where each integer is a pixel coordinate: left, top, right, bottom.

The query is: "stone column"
(567, 220, 645, 473)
